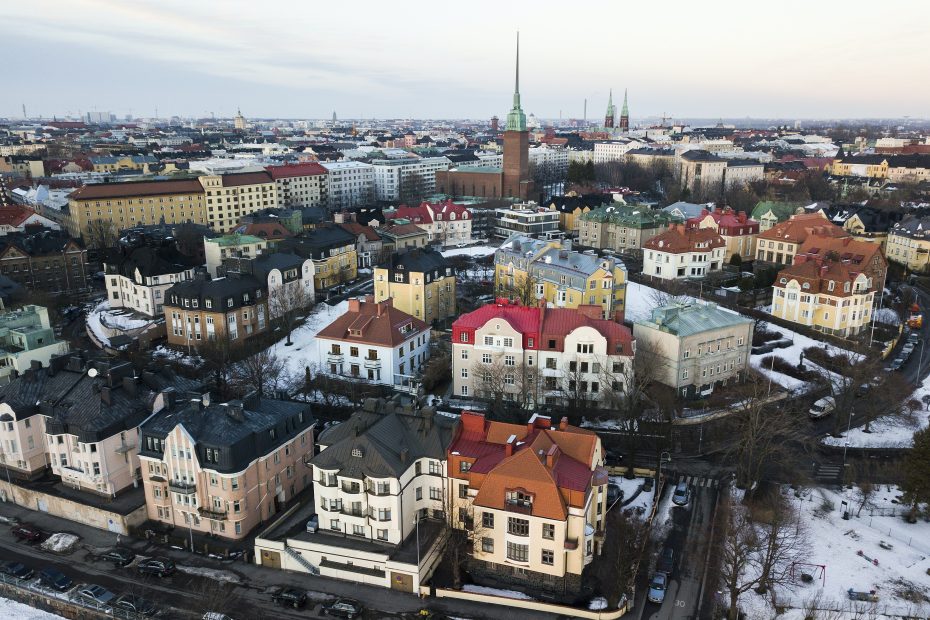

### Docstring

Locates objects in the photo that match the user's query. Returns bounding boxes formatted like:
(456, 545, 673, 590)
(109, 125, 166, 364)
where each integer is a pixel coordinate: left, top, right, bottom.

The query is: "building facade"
(687, 207, 759, 263)
(104, 246, 200, 317)
(577, 205, 682, 254)
(204, 234, 269, 277)
(642, 225, 726, 280)
(887, 215, 930, 272)
(198, 172, 279, 232)
(266, 163, 328, 208)
(754, 212, 849, 266)
(0, 305, 68, 385)
(321, 161, 374, 210)
(374, 248, 456, 325)
(493, 205, 560, 239)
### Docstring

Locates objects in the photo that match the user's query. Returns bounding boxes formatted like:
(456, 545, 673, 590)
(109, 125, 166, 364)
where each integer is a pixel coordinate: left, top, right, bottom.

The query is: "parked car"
(76, 584, 116, 607)
(306, 515, 319, 533)
(115, 594, 160, 616)
(887, 357, 906, 371)
(672, 481, 690, 506)
(0, 561, 34, 580)
(771, 338, 794, 349)
(647, 572, 668, 604)
(11, 525, 43, 542)
(136, 557, 175, 577)
(39, 567, 72, 591)
(808, 396, 836, 419)
(272, 586, 308, 609)
(99, 547, 136, 566)
(901, 343, 916, 358)
(606, 483, 623, 505)
(751, 343, 775, 355)
(657, 547, 675, 575)
(908, 333, 921, 345)
(321, 598, 363, 618)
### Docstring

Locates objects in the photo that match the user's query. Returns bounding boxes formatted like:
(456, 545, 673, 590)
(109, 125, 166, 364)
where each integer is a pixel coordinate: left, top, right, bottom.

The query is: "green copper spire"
(621, 88, 629, 116)
(606, 89, 615, 117)
(505, 32, 527, 132)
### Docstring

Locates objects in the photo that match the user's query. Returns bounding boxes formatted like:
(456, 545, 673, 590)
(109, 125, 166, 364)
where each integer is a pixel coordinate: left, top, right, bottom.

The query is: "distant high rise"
(604, 89, 615, 129)
(619, 89, 629, 131)
(234, 108, 247, 131)
(332, 111, 337, 122)
(491, 115, 499, 132)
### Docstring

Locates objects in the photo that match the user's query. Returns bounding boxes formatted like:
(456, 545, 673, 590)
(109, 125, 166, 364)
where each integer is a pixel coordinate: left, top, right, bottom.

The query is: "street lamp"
(841, 407, 853, 487)
(413, 513, 421, 569)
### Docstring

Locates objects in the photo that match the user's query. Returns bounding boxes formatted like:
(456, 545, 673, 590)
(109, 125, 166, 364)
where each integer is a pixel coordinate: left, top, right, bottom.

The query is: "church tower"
(604, 89, 615, 129)
(502, 32, 534, 200)
(619, 89, 629, 131)
(234, 108, 247, 131)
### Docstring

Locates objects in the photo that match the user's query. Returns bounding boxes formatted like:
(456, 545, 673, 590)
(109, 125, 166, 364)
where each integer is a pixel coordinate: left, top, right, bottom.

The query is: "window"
(460, 461, 472, 473)
(482, 353, 492, 364)
(483, 336, 494, 346)
(542, 523, 555, 539)
(504, 355, 515, 366)
(482, 537, 494, 553)
(541, 549, 554, 565)
(577, 343, 593, 354)
(503, 337, 514, 348)
(545, 357, 556, 369)
(429, 487, 442, 500)
(461, 368, 468, 379)
(506, 542, 529, 562)
(416, 487, 422, 500)
(507, 517, 529, 536)
(460, 333, 469, 343)
(482, 512, 494, 529)
(459, 484, 469, 499)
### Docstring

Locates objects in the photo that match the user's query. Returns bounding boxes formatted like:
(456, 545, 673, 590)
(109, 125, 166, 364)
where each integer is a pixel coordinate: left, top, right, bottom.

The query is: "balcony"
(114, 441, 134, 455)
(366, 484, 391, 496)
(198, 507, 228, 521)
(326, 353, 344, 365)
(168, 480, 196, 494)
(564, 538, 578, 550)
(363, 358, 381, 370)
(504, 500, 533, 515)
(339, 507, 365, 518)
(341, 482, 363, 494)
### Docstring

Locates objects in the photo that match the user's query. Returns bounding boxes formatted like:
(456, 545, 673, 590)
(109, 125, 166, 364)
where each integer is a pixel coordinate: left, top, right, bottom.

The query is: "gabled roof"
(643, 225, 725, 253)
(0, 205, 41, 228)
(265, 162, 328, 179)
(104, 245, 200, 279)
(757, 212, 849, 244)
(338, 222, 381, 242)
(774, 258, 871, 296)
(316, 298, 428, 347)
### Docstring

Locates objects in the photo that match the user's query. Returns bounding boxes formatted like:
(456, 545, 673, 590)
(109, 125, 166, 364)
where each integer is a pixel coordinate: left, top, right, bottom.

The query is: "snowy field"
(270, 300, 348, 376)
(0, 598, 64, 620)
(440, 244, 499, 258)
(610, 475, 656, 514)
(86, 301, 157, 346)
(740, 485, 930, 619)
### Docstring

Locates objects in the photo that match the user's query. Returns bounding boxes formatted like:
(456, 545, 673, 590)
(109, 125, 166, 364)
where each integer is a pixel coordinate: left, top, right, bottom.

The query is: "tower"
(502, 32, 534, 200)
(604, 89, 615, 129)
(619, 89, 629, 131)
(491, 115, 499, 132)
(234, 108, 247, 131)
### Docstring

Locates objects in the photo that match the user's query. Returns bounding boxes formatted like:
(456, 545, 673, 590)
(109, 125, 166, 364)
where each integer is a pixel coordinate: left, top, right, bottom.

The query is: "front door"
(390, 571, 413, 592)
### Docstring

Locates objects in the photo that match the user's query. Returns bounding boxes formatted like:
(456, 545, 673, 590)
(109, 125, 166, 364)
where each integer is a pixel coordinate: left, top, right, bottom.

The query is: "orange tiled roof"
(643, 224, 725, 253)
(757, 212, 849, 244)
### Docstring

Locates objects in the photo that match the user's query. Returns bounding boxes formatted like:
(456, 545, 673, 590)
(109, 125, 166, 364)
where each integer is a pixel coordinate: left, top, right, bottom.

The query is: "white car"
(809, 396, 835, 419)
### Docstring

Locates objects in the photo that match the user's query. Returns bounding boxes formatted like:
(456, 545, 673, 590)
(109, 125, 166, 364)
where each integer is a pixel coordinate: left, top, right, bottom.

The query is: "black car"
(11, 525, 44, 542)
(321, 598, 363, 618)
(271, 586, 307, 609)
(0, 561, 34, 580)
(99, 547, 136, 566)
(39, 567, 73, 591)
(136, 557, 175, 577)
(115, 594, 160, 616)
(657, 546, 675, 575)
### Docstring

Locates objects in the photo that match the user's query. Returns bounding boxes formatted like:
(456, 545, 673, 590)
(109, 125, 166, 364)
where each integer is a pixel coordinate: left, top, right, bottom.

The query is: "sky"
(2, 0, 928, 121)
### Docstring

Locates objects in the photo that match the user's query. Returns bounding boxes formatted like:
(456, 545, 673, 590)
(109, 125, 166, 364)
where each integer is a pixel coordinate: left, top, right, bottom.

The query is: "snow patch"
(40, 532, 79, 554)
(176, 565, 241, 583)
(0, 597, 66, 619)
(588, 596, 609, 610)
(462, 584, 534, 600)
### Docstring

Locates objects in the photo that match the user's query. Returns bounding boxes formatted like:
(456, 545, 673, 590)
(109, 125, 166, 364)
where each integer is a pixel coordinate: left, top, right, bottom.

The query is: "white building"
(593, 140, 641, 165)
(104, 247, 200, 317)
(265, 162, 329, 208)
(528, 145, 569, 176)
(371, 157, 451, 201)
(321, 161, 374, 210)
(642, 224, 726, 280)
(204, 234, 269, 277)
(221, 252, 314, 318)
(315, 297, 430, 389)
(723, 158, 766, 188)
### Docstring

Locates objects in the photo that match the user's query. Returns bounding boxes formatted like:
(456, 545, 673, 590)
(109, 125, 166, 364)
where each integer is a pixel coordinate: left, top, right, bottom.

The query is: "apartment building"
(0, 228, 90, 293)
(723, 158, 765, 188)
(371, 157, 451, 201)
(0, 205, 60, 234)
(592, 140, 641, 164)
(374, 248, 456, 324)
(256, 399, 455, 590)
(204, 234, 269, 277)
(67, 179, 207, 238)
(796, 235, 887, 285)
(528, 145, 569, 177)
(387, 200, 473, 247)
(577, 204, 681, 253)
(0, 355, 196, 492)
(379, 223, 430, 253)
(89, 155, 158, 174)
(771, 255, 877, 337)
(104, 245, 201, 317)
(0, 305, 68, 385)
(265, 163, 328, 208)
(642, 225, 726, 280)
(633, 302, 753, 398)
(321, 161, 374, 210)
(451, 300, 634, 407)
(544, 194, 606, 234)
(447, 411, 608, 597)
(279, 226, 358, 296)
(316, 296, 430, 389)
(754, 212, 849, 266)
(887, 215, 930, 272)
(138, 390, 315, 540)
(687, 207, 759, 263)
(678, 150, 727, 196)
(198, 172, 279, 232)
(493, 205, 560, 239)
(163, 273, 269, 349)
(495, 235, 627, 321)
(220, 252, 315, 316)
(337, 222, 384, 268)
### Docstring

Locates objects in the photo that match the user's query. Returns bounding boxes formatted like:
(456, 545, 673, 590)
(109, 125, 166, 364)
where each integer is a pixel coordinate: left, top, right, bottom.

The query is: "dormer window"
(351, 447, 364, 458)
(505, 489, 533, 508)
(205, 299, 212, 309)
(227, 298, 234, 308)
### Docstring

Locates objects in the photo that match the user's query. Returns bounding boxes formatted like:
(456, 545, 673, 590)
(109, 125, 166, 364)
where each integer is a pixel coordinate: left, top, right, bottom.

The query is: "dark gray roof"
(312, 399, 457, 480)
(138, 393, 315, 474)
(377, 246, 450, 274)
(104, 245, 199, 279)
(165, 272, 264, 310)
(278, 226, 356, 260)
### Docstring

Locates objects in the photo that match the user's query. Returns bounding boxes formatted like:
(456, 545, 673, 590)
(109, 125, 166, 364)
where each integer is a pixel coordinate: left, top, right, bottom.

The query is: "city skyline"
(3, 0, 929, 121)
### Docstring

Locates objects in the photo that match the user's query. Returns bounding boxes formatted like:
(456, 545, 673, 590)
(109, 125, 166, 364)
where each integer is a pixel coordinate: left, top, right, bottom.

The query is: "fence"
(0, 569, 154, 619)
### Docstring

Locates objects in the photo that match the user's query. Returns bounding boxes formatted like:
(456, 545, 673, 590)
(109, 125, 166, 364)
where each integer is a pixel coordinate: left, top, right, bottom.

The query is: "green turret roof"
(620, 89, 629, 117)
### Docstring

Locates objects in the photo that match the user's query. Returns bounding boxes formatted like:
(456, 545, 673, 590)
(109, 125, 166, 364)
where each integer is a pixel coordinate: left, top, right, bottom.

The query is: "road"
(632, 478, 719, 620)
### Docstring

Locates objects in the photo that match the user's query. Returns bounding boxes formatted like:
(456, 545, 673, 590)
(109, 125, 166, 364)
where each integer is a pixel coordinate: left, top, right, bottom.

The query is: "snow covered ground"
(0, 597, 64, 620)
(462, 584, 534, 600)
(610, 475, 656, 514)
(270, 300, 348, 376)
(86, 301, 157, 347)
(39, 532, 79, 554)
(441, 244, 499, 258)
(176, 565, 241, 584)
(740, 485, 930, 619)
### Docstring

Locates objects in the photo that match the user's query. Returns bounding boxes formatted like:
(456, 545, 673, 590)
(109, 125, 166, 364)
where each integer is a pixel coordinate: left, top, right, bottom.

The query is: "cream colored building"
(198, 172, 279, 232)
(887, 216, 930, 273)
(374, 248, 456, 324)
(678, 150, 727, 196)
(204, 234, 270, 276)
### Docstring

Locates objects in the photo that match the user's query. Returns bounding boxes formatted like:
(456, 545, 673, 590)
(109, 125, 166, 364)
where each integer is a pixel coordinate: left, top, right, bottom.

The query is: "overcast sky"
(2, 0, 927, 121)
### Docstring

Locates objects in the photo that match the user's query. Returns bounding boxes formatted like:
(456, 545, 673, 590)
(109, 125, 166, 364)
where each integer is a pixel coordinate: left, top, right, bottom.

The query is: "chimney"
(545, 445, 559, 468)
(30, 360, 42, 371)
(559, 417, 569, 431)
(820, 266, 830, 277)
(738, 212, 747, 223)
(202, 392, 211, 407)
(701, 208, 709, 216)
(100, 386, 112, 406)
(505, 434, 517, 457)
(225, 403, 244, 421)
(563, 239, 572, 252)
(122, 375, 137, 397)
(795, 255, 807, 265)
(347, 297, 361, 313)
(400, 447, 409, 464)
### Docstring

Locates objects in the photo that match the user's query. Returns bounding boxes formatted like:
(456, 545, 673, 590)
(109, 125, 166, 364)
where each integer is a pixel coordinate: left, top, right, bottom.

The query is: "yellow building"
(544, 194, 604, 233)
(198, 172, 279, 232)
(67, 179, 208, 238)
(494, 235, 627, 321)
(771, 256, 876, 337)
(279, 226, 358, 297)
(373, 247, 456, 324)
(89, 155, 159, 174)
(887, 216, 930, 273)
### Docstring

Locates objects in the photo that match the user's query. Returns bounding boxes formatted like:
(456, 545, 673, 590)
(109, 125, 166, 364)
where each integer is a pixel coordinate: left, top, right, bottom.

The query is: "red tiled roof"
(0, 205, 39, 228)
(70, 179, 204, 200)
(688, 207, 758, 235)
(316, 297, 428, 347)
(774, 258, 871, 296)
(265, 162, 328, 179)
(757, 212, 848, 244)
(644, 225, 725, 253)
(220, 171, 274, 187)
(425, 199, 471, 221)
(393, 204, 433, 224)
(338, 222, 381, 242)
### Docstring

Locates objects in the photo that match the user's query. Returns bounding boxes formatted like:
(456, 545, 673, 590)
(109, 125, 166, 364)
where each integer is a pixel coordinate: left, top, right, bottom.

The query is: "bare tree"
(750, 494, 808, 609)
(84, 218, 118, 250)
(855, 481, 874, 518)
(199, 335, 240, 400)
(268, 283, 312, 346)
(501, 271, 539, 307)
(719, 496, 762, 620)
(230, 348, 293, 398)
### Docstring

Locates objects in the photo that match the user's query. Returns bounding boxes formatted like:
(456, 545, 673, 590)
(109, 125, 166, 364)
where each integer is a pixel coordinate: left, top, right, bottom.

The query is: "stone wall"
(0, 483, 146, 535)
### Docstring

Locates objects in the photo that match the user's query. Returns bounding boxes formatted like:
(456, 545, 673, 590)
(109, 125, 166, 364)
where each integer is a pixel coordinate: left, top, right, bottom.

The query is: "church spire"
(505, 31, 527, 132)
(604, 89, 615, 128)
(621, 89, 629, 116)
(619, 88, 629, 131)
